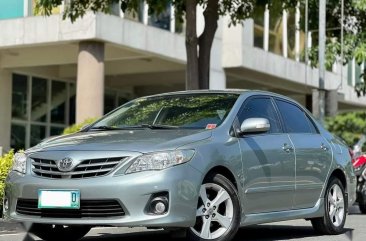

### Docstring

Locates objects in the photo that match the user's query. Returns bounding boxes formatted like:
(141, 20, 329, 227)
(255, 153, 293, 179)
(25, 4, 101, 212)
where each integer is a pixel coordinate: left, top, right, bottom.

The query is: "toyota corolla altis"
(4, 90, 356, 241)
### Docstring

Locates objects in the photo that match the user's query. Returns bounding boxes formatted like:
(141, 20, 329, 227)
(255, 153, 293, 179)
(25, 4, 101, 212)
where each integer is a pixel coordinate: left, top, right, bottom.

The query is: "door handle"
(320, 143, 328, 151)
(282, 144, 294, 153)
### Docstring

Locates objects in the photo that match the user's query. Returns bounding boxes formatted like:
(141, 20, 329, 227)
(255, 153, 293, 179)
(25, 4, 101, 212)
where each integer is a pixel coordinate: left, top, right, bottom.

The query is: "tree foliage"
(36, 0, 255, 90)
(62, 118, 96, 134)
(294, 0, 366, 95)
(325, 112, 366, 148)
(34, 0, 366, 93)
(0, 150, 14, 206)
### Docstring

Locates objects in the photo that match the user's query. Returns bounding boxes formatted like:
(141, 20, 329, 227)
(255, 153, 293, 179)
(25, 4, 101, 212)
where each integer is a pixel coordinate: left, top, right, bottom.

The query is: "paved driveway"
(0, 206, 363, 241)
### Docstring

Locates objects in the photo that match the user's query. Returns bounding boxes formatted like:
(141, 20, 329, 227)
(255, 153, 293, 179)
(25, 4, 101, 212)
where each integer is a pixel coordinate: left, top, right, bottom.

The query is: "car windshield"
(90, 93, 239, 130)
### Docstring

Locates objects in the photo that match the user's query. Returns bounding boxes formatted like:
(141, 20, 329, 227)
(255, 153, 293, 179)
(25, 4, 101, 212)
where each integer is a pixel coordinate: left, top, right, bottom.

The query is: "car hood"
(28, 129, 212, 153)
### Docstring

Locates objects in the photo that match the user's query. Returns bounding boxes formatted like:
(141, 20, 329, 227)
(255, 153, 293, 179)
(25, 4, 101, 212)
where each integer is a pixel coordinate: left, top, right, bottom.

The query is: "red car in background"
(351, 135, 366, 213)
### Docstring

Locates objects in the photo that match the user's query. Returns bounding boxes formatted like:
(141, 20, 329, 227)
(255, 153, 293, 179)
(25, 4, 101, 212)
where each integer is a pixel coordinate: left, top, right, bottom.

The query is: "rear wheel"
(30, 224, 91, 241)
(311, 177, 346, 235)
(187, 174, 240, 241)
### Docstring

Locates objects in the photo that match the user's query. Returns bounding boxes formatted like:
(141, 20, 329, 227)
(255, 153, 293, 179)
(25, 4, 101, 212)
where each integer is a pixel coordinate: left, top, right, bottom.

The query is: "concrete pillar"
(242, 19, 254, 47)
(325, 90, 338, 117)
(263, 4, 269, 51)
(282, 9, 288, 58)
(209, 19, 226, 90)
(312, 89, 326, 122)
(312, 89, 320, 118)
(210, 69, 226, 90)
(0, 70, 12, 152)
(76, 41, 105, 124)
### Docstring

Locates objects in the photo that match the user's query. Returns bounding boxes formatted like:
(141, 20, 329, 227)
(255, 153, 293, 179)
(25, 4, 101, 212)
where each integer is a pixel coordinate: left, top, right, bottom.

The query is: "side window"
(275, 99, 315, 134)
(238, 98, 282, 134)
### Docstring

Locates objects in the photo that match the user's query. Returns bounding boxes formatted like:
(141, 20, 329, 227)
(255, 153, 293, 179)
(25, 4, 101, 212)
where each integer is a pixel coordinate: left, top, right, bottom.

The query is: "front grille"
(31, 157, 126, 179)
(16, 199, 125, 218)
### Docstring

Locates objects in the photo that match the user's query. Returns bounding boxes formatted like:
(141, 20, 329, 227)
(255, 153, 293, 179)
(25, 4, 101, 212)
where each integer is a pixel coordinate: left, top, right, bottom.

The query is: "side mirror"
(240, 118, 270, 134)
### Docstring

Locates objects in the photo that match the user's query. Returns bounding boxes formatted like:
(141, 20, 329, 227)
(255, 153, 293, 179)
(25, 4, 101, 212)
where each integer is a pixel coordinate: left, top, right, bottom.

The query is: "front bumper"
(3, 163, 202, 227)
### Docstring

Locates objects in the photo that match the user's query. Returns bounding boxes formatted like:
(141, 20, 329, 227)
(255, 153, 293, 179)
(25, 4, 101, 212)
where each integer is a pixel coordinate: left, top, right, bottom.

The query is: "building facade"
(0, 0, 365, 152)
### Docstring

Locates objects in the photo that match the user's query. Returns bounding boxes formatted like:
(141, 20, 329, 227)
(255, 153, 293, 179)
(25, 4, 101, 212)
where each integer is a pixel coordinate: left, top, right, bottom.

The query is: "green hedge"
(0, 150, 14, 205)
(325, 112, 366, 148)
(63, 118, 96, 135)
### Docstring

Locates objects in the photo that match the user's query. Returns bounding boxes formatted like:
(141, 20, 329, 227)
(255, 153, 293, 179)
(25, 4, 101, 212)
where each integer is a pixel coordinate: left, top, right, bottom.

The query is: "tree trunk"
(198, 0, 219, 89)
(185, 0, 199, 90)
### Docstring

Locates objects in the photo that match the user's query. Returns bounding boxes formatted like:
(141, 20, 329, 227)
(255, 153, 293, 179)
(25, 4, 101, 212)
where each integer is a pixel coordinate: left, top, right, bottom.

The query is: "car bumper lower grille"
(16, 199, 125, 218)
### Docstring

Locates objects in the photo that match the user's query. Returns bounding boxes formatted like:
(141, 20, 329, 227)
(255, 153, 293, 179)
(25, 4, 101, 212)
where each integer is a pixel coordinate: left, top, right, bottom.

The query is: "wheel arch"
(204, 165, 238, 191)
(329, 168, 347, 192)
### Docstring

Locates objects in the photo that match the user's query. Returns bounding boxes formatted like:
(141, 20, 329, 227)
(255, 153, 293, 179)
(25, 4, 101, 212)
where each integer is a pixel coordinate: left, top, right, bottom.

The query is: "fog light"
(149, 195, 169, 215)
(154, 201, 166, 214)
(3, 198, 9, 212)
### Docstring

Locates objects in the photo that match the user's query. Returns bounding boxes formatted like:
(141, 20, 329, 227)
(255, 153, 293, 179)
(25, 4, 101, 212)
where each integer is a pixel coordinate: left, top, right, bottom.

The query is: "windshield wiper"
(89, 126, 121, 131)
(90, 124, 180, 131)
(140, 124, 180, 129)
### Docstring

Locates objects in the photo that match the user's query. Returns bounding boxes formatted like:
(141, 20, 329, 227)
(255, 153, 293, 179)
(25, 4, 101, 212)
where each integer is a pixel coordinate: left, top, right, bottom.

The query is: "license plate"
(38, 190, 80, 209)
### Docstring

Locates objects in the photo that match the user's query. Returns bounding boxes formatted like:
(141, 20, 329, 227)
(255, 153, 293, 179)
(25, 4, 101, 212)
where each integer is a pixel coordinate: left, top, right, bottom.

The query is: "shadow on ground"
(82, 225, 353, 241)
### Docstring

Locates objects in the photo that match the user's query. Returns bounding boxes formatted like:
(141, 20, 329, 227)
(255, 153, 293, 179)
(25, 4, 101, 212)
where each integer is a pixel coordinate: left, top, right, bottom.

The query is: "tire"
(311, 177, 346, 235)
(30, 224, 91, 241)
(187, 173, 241, 241)
(358, 198, 366, 214)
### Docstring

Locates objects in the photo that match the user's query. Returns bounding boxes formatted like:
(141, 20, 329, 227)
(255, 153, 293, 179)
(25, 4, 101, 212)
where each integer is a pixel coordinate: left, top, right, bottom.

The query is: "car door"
(275, 99, 332, 209)
(237, 96, 296, 214)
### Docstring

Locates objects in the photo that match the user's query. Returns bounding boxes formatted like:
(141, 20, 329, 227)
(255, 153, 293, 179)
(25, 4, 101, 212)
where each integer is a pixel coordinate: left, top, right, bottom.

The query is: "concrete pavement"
(0, 206, 364, 241)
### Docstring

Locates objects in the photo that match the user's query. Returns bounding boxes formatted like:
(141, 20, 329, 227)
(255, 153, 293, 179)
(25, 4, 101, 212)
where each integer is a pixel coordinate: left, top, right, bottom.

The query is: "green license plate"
(38, 190, 80, 209)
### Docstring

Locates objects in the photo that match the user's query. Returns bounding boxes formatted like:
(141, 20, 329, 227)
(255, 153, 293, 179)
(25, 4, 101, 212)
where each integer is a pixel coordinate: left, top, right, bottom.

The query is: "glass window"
(12, 74, 28, 120)
(268, 11, 283, 56)
(118, 97, 129, 106)
(10, 124, 26, 150)
(148, 3, 171, 31)
(30, 125, 46, 147)
(51, 81, 67, 124)
(124, 0, 144, 22)
(253, 1, 266, 48)
(50, 126, 64, 136)
(69, 83, 76, 125)
(0, 0, 23, 20)
(238, 98, 282, 134)
(355, 64, 362, 84)
(11, 74, 71, 149)
(104, 91, 117, 114)
(31, 77, 48, 122)
(275, 100, 315, 134)
(92, 94, 239, 129)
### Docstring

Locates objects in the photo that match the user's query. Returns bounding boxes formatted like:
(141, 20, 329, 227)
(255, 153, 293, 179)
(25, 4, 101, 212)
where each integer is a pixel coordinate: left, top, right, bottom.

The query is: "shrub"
(63, 118, 97, 135)
(0, 150, 14, 205)
(325, 112, 366, 149)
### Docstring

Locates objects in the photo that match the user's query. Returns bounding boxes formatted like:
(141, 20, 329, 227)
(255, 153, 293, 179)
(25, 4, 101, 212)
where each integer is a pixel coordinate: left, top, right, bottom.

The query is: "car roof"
(142, 89, 291, 100)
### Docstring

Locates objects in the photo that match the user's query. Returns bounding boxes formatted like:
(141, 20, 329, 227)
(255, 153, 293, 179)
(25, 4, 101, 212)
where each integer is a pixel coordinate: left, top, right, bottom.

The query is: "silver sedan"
(4, 90, 356, 241)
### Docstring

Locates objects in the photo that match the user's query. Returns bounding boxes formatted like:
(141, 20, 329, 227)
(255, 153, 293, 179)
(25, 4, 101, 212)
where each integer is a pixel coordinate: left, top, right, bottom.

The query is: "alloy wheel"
(328, 183, 345, 227)
(190, 183, 234, 239)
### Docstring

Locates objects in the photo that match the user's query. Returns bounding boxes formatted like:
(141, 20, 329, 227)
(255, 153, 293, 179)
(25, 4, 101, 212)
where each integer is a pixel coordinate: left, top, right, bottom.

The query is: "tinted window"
(238, 98, 282, 133)
(275, 100, 315, 134)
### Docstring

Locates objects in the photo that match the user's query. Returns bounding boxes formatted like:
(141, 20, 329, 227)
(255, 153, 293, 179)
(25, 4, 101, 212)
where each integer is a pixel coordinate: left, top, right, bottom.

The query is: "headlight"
(126, 150, 195, 174)
(12, 152, 27, 174)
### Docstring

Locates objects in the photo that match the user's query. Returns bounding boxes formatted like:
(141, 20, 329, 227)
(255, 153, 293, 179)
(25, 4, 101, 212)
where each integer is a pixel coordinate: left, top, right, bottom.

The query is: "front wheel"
(30, 224, 91, 241)
(311, 177, 346, 235)
(187, 173, 241, 241)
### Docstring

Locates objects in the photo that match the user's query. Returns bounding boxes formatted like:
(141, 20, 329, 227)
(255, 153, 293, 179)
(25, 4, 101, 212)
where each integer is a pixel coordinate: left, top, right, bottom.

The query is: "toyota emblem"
(57, 158, 74, 172)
